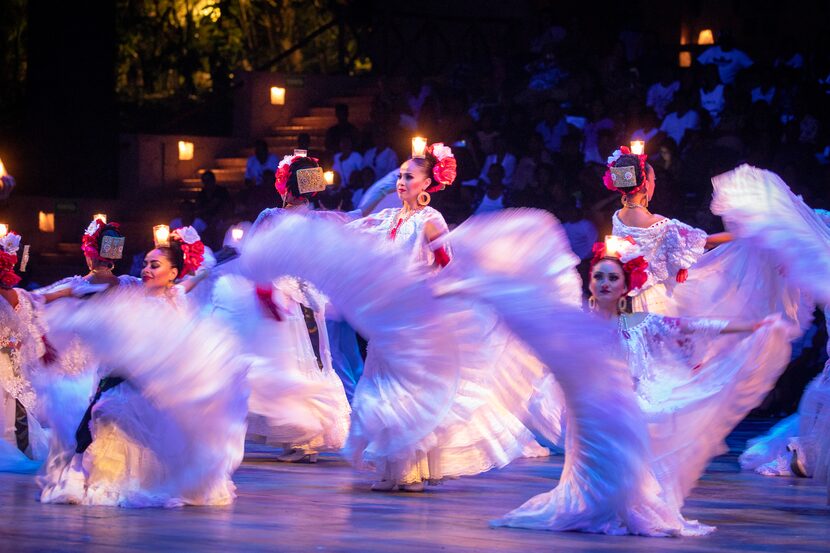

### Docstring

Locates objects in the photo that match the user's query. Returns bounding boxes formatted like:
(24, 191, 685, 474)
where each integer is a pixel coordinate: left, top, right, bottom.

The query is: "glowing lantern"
(270, 86, 286, 105)
(231, 227, 244, 242)
(38, 211, 55, 233)
(678, 51, 692, 68)
(153, 224, 170, 247)
(697, 29, 715, 45)
(178, 141, 194, 161)
(411, 136, 428, 159)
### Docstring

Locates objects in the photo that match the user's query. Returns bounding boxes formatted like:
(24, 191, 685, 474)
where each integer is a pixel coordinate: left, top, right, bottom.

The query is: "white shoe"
(789, 444, 812, 478)
(277, 449, 308, 462)
(370, 479, 397, 492)
(400, 481, 425, 493)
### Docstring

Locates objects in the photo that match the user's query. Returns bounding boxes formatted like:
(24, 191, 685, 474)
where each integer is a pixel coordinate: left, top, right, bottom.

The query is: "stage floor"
(1, 419, 828, 552)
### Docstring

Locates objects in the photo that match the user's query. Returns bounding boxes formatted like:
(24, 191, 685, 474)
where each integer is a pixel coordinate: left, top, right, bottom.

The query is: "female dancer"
(39, 226, 248, 507)
(241, 145, 550, 493)
(708, 165, 830, 485)
(440, 212, 794, 535)
(604, 146, 730, 314)
(0, 231, 50, 471)
(212, 155, 353, 462)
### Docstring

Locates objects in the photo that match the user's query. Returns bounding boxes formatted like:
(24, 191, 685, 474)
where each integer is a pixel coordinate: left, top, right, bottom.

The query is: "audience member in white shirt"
(244, 139, 279, 187)
(659, 95, 700, 146)
(646, 67, 680, 119)
(699, 66, 727, 124)
(333, 135, 363, 186)
(512, 132, 552, 192)
(697, 36, 753, 85)
(535, 101, 569, 152)
(473, 165, 507, 215)
(477, 136, 517, 186)
(362, 132, 399, 179)
(631, 110, 661, 144)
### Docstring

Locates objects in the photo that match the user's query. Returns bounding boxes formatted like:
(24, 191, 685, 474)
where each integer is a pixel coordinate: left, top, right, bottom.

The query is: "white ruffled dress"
(441, 210, 796, 536)
(38, 286, 249, 508)
(0, 290, 50, 471)
(242, 207, 548, 488)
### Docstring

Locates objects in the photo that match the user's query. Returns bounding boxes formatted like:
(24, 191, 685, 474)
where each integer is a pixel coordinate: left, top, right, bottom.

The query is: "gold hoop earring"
(617, 296, 627, 313)
(588, 296, 597, 310)
(417, 191, 431, 206)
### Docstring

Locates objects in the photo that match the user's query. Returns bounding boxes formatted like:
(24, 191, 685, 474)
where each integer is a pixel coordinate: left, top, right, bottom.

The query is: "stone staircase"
(179, 89, 375, 197)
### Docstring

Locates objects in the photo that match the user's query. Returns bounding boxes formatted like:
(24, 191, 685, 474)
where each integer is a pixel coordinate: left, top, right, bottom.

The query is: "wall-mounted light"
(697, 29, 715, 45)
(270, 86, 286, 105)
(178, 141, 194, 161)
(678, 51, 692, 68)
(38, 211, 55, 233)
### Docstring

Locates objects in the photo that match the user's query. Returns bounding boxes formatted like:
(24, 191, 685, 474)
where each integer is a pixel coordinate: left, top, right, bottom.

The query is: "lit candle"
(231, 227, 244, 242)
(411, 136, 428, 159)
(293, 149, 308, 158)
(270, 86, 286, 105)
(323, 170, 334, 185)
(0, 157, 6, 177)
(153, 224, 170, 247)
(604, 235, 628, 258)
(0, 223, 7, 237)
(630, 140, 645, 156)
(93, 213, 108, 224)
(178, 141, 194, 161)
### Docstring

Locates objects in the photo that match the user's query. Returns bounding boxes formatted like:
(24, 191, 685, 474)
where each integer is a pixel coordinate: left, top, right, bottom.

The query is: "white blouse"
(612, 211, 707, 295)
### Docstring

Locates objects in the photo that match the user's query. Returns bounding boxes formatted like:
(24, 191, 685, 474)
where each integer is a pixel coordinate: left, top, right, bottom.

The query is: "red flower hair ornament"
(590, 235, 649, 292)
(170, 226, 205, 277)
(0, 231, 22, 289)
(425, 143, 457, 192)
(602, 145, 648, 195)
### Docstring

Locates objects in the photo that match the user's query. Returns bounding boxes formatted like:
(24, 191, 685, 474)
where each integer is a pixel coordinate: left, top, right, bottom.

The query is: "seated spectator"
(195, 170, 232, 222)
(170, 200, 207, 234)
(332, 135, 363, 185)
(348, 167, 375, 209)
(244, 139, 279, 187)
(476, 109, 501, 156)
(325, 103, 359, 154)
(583, 99, 615, 164)
(631, 109, 661, 144)
(751, 65, 777, 105)
(512, 132, 552, 192)
(362, 129, 399, 179)
(646, 66, 680, 119)
(659, 94, 700, 146)
(477, 135, 517, 186)
(699, 65, 728, 125)
(473, 165, 507, 215)
(697, 33, 753, 85)
(535, 101, 569, 152)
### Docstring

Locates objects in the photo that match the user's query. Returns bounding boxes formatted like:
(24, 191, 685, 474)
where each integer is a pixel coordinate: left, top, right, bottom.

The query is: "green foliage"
(115, 0, 350, 102)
